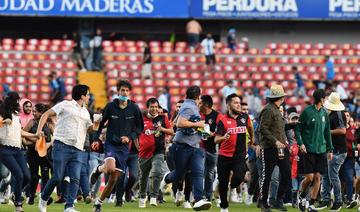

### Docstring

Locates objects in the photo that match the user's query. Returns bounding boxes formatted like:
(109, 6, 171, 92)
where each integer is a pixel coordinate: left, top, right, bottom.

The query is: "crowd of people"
(0, 75, 359, 212)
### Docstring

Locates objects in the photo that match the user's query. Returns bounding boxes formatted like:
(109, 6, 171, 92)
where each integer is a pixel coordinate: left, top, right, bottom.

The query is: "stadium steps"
(78, 71, 107, 109)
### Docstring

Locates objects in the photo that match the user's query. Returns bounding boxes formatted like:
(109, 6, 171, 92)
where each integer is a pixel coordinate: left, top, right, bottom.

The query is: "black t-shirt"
(201, 110, 221, 154)
(329, 111, 347, 154)
(143, 47, 152, 64)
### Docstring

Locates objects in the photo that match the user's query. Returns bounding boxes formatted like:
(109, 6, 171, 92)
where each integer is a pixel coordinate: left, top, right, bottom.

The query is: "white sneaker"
(150, 197, 157, 206)
(160, 172, 170, 193)
(193, 199, 212, 211)
(139, 198, 146, 208)
(358, 206, 360, 212)
(220, 208, 229, 212)
(183, 201, 192, 209)
(107, 194, 115, 203)
(230, 188, 241, 203)
(175, 191, 184, 206)
(245, 194, 253, 205)
(38, 198, 47, 212)
(216, 198, 221, 208)
(64, 176, 70, 183)
(64, 207, 79, 212)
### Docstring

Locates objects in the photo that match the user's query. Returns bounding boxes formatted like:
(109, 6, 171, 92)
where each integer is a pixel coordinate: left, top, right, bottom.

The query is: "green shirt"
(298, 105, 333, 154)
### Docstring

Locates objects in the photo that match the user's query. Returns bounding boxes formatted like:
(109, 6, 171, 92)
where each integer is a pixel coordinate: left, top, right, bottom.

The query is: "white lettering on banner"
(0, 0, 54, 11)
(329, 0, 360, 12)
(203, 0, 298, 12)
(60, 0, 154, 14)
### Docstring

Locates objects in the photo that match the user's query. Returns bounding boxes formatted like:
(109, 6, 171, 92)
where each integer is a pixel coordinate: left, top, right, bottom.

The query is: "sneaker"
(175, 191, 184, 206)
(84, 195, 92, 204)
(150, 197, 157, 206)
(220, 207, 229, 212)
(230, 188, 241, 203)
(115, 200, 123, 207)
(139, 198, 146, 208)
(245, 194, 253, 205)
(64, 207, 79, 212)
(193, 199, 212, 211)
(28, 196, 34, 205)
(216, 198, 221, 208)
(38, 198, 47, 212)
(308, 205, 318, 212)
(346, 200, 357, 209)
(160, 172, 170, 193)
(64, 176, 70, 183)
(298, 195, 307, 212)
(329, 202, 342, 211)
(15, 205, 24, 212)
(183, 201, 192, 209)
(107, 194, 115, 204)
(92, 204, 101, 212)
(261, 204, 272, 212)
(271, 200, 287, 211)
(314, 201, 330, 210)
(90, 166, 102, 186)
(55, 196, 66, 204)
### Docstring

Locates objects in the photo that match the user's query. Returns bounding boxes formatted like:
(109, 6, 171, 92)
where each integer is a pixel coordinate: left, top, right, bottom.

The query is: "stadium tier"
(1, 38, 359, 109)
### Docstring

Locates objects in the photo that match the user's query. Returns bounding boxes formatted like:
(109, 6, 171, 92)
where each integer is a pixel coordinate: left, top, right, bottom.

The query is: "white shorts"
(141, 64, 152, 78)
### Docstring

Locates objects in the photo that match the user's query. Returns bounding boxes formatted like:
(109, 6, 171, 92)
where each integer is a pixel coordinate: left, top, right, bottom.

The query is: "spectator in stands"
(141, 42, 152, 80)
(2, 84, 12, 98)
(72, 32, 87, 72)
(158, 87, 169, 113)
(93, 28, 103, 71)
(201, 33, 216, 73)
(227, 28, 236, 52)
(242, 37, 249, 52)
(19, 98, 33, 128)
(81, 34, 93, 71)
(293, 66, 308, 98)
(164, 86, 172, 116)
(324, 55, 335, 81)
(48, 71, 67, 106)
(334, 81, 348, 100)
(221, 80, 237, 113)
(186, 18, 202, 53)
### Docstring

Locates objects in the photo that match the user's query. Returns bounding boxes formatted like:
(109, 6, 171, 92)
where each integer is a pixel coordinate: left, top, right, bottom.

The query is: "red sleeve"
(164, 115, 172, 129)
(215, 113, 223, 125)
(247, 116, 252, 127)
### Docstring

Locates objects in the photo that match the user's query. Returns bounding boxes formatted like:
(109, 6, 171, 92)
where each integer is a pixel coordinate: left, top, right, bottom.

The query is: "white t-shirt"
(201, 38, 215, 56)
(336, 84, 348, 100)
(0, 114, 22, 148)
(158, 94, 169, 112)
(52, 100, 92, 150)
(221, 86, 237, 98)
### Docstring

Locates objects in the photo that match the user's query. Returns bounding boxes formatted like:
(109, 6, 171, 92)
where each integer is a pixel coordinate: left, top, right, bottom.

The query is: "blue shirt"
(326, 60, 335, 80)
(173, 99, 202, 148)
(295, 72, 304, 87)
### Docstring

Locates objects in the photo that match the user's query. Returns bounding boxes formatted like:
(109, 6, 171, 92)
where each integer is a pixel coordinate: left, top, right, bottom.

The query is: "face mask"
(118, 95, 128, 102)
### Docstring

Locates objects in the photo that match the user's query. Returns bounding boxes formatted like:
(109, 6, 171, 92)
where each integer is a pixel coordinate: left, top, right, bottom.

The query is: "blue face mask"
(118, 95, 128, 102)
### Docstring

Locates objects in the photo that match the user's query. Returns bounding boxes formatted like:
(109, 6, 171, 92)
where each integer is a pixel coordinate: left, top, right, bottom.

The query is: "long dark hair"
(0, 92, 20, 120)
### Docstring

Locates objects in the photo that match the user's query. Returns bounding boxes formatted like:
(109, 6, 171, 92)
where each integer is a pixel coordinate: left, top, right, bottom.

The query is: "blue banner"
(190, 0, 360, 20)
(1, 0, 360, 20)
(0, 0, 188, 18)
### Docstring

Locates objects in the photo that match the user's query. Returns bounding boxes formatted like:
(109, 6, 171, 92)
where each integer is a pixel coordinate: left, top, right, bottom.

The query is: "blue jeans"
(321, 152, 347, 203)
(0, 145, 30, 205)
(165, 143, 205, 202)
(269, 166, 280, 204)
(89, 152, 104, 195)
(116, 153, 139, 202)
(204, 151, 217, 201)
(41, 140, 83, 209)
(79, 150, 90, 197)
(340, 157, 355, 201)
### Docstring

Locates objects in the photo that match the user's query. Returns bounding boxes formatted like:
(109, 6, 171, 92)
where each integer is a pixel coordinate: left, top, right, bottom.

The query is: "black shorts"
(205, 54, 216, 65)
(298, 152, 327, 175)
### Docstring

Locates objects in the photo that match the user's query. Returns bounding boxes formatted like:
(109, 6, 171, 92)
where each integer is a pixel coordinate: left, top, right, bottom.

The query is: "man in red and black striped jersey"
(138, 98, 174, 208)
(199, 95, 222, 201)
(215, 93, 254, 212)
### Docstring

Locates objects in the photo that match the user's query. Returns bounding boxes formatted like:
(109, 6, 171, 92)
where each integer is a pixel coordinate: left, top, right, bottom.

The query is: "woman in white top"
(0, 92, 39, 212)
